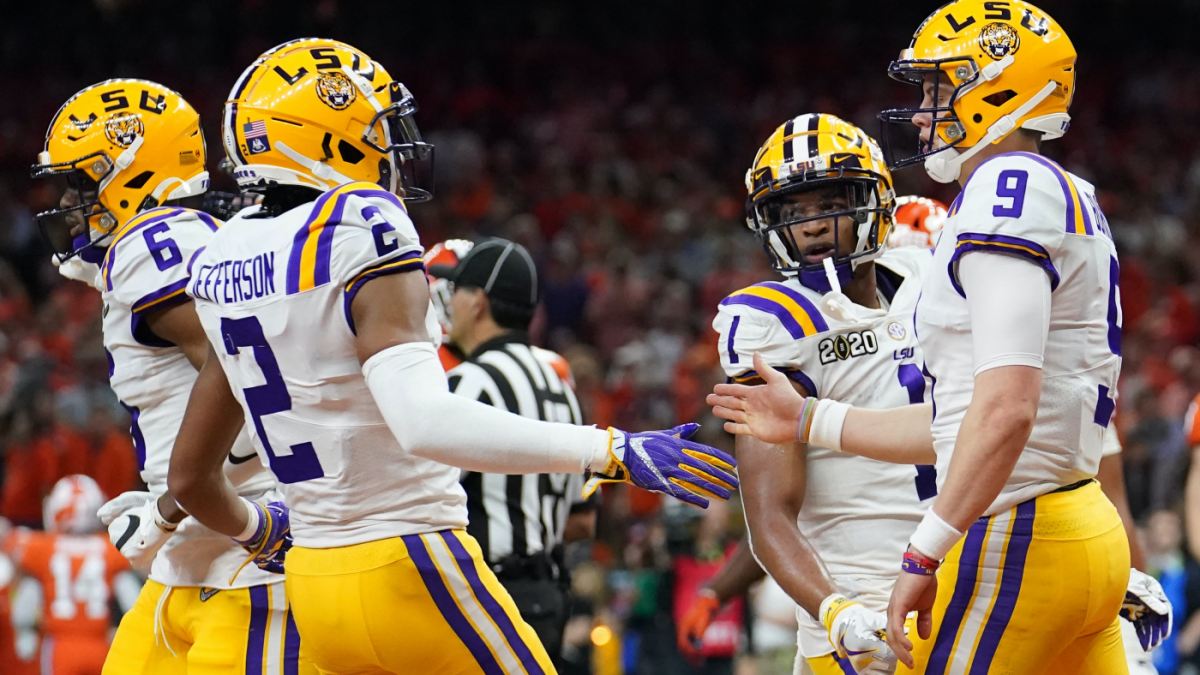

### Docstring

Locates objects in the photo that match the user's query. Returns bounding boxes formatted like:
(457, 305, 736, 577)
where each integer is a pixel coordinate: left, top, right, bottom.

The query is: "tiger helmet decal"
(102, 112, 145, 148)
(315, 71, 357, 110)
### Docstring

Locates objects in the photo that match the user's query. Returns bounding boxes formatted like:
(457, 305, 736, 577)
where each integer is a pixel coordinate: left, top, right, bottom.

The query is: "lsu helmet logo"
(103, 112, 144, 148)
(978, 22, 1021, 60)
(315, 71, 357, 110)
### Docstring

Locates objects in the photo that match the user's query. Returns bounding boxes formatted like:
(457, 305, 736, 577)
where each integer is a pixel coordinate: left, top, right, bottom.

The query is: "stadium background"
(4, 0, 1200, 672)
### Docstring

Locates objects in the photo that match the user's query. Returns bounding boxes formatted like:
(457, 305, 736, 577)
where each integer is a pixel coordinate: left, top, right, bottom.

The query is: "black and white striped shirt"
(447, 334, 595, 563)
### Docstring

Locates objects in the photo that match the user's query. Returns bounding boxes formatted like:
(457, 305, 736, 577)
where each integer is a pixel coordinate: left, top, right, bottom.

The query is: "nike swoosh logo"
(200, 588, 220, 602)
(114, 516, 140, 551)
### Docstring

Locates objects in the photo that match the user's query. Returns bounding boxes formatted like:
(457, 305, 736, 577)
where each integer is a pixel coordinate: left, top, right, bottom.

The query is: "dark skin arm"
(1097, 452, 1146, 571)
(143, 300, 212, 524)
(739, 380, 837, 618)
(702, 537, 765, 603)
(166, 344, 251, 536)
(351, 270, 437, 364)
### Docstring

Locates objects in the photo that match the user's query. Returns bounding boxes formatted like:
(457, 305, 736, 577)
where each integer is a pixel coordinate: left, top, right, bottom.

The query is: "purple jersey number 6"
(220, 316, 324, 484)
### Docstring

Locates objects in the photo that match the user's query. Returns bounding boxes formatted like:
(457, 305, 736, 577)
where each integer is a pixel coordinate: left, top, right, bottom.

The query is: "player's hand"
(233, 501, 293, 575)
(886, 566, 937, 669)
(822, 595, 897, 674)
(1121, 568, 1172, 651)
(677, 588, 721, 659)
(583, 424, 738, 509)
(708, 353, 808, 444)
(51, 255, 103, 290)
(100, 493, 178, 570)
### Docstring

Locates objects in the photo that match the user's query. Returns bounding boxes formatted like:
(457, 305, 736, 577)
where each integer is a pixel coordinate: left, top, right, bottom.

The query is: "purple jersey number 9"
(220, 316, 324, 484)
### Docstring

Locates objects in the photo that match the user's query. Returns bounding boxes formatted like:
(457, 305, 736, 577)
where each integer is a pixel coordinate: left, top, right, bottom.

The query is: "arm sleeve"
(363, 342, 611, 474)
(959, 252, 1051, 375)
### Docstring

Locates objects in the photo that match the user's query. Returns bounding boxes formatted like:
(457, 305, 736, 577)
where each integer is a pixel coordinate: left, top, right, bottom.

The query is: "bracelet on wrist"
(901, 549, 940, 576)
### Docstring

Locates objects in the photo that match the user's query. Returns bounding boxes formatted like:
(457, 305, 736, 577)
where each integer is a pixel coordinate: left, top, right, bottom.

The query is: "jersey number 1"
(221, 316, 325, 484)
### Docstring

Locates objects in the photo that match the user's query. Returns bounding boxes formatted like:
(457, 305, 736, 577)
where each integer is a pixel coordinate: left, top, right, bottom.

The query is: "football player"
(713, 113, 933, 675)
(7, 476, 139, 675)
(165, 38, 737, 675)
(709, 2, 1170, 673)
(31, 79, 308, 674)
(888, 196, 948, 249)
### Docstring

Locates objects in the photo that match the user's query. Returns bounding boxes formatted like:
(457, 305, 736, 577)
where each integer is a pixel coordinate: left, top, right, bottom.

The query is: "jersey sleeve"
(102, 208, 219, 347)
(947, 154, 1073, 297)
(713, 282, 826, 397)
(290, 181, 424, 334)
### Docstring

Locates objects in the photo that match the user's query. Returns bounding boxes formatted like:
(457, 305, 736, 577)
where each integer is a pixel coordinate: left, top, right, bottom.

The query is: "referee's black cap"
(428, 238, 539, 309)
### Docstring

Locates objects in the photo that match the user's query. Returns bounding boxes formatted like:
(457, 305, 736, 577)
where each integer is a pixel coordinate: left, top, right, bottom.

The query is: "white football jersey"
(917, 152, 1120, 516)
(713, 247, 934, 657)
(188, 181, 464, 549)
(100, 206, 278, 589)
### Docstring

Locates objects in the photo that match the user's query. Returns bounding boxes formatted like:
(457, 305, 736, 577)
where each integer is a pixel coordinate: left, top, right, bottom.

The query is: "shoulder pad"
(718, 281, 829, 340)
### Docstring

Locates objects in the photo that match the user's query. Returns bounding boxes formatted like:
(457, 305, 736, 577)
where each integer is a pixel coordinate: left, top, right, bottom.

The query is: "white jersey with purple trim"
(917, 151, 1121, 516)
(712, 246, 933, 657)
(187, 180, 462, 549)
(100, 205, 279, 589)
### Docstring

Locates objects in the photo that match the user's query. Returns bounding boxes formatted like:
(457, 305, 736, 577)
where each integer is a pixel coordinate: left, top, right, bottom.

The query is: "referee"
(430, 238, 598, 665)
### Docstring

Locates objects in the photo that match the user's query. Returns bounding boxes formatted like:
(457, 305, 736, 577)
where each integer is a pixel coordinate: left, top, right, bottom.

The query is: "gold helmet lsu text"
(31, 79, 208, 261)
(223, 38, 433, 200)
(745, 113, 895, 293)
(878, 0, 1076, 183)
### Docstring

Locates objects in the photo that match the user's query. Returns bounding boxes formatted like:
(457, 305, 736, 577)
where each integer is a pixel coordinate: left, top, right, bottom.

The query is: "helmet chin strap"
(276, 141, 355, 187)
(924, 79, 1060, 184)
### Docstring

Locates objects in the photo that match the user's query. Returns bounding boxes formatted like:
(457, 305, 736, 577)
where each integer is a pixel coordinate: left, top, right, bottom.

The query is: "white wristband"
(909, 510, 963, 561)
(233, 499, 261, 543)
(152, 500, 180, 533)
(808, 399, 851, 451)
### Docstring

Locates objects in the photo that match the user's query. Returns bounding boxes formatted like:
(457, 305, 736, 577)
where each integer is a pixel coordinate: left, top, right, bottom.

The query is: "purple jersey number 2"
(220, 316, 324, 484)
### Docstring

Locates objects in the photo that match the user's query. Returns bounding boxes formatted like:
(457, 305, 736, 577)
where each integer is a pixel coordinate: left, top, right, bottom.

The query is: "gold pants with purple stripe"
(900, 481, 1130, 675)
(284, 530, 556, 675)
(103, 580, 311, 675)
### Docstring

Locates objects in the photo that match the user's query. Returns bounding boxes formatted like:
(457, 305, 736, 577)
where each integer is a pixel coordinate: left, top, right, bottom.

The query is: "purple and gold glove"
(1121, 569, 1172, 651)
(582, 423, 738, 508)
(231, 501, 292, 578)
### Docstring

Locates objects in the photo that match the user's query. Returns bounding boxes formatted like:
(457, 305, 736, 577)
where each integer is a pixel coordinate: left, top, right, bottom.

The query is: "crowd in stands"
(4, 0, 1200, 672)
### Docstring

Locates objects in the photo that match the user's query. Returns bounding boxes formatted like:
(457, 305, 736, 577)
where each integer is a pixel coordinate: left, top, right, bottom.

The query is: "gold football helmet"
(745, 113, 895, 292)
(32, 80, 208, 260)
(879, 0, 1076, 182)
(223, 38, 433, 200)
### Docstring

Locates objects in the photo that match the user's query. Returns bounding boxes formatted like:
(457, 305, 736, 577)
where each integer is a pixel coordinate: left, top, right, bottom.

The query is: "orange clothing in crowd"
(1, 442, 57, 527)
(88, 430, 137, 503)
(1185, 393, 1200, 447)
(10, 531, 129, 675)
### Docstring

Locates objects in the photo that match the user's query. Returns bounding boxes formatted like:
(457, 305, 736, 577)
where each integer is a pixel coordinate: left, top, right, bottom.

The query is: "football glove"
(677, 588, 722, 658)
(98, 492, 177, 570)
(821, 594, 896, 675)
(231, 500, 292, 581)
(1121, 568, 1172, 652)
(582, 424, 738, 509)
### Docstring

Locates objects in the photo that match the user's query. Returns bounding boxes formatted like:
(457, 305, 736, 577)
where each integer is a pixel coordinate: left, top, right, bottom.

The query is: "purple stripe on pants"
(284, 606, 301, 675)
(439, 531, 546, 675)
(968, 499, 1037, 674)
(925, 516, 989, 675)
(246, 585, 270, 675)
(401, 534, 504, 675)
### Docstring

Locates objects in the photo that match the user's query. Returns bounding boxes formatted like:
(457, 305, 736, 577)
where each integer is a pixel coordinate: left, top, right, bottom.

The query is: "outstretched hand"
(707, 353, 806, 445)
